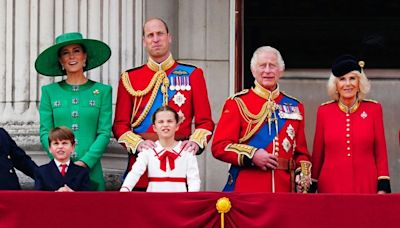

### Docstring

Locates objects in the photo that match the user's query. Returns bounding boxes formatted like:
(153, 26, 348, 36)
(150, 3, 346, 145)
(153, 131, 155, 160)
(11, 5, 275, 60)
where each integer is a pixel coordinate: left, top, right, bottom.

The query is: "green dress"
(39, 80, 112, 191)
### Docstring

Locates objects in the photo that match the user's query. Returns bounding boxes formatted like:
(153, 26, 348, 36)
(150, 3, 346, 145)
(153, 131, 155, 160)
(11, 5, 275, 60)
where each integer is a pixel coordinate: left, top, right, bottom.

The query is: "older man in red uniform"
(212, 46, 311, 192)
(113, 18, 214, 189)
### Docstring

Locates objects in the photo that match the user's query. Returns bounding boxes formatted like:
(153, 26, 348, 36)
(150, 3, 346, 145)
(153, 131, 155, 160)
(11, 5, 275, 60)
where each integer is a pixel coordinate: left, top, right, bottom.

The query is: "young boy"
(35, 126, 90, 191)
(120, 106, 201, 192)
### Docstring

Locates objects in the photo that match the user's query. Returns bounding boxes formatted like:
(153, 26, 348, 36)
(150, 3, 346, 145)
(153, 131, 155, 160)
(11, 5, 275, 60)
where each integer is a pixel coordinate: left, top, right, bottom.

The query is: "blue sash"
(223, 95, 299, 191)
(133, 64, 195, 134)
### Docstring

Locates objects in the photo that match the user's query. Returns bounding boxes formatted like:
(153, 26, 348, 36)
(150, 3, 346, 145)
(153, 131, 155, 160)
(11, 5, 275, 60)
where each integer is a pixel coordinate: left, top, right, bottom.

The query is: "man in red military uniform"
(212, 46, 311, 192)
(113, 18, 214, 189)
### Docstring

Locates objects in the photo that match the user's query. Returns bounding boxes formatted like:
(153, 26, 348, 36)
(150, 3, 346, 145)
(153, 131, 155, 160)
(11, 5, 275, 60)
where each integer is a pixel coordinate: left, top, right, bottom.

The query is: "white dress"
(121, 141, 201, 192)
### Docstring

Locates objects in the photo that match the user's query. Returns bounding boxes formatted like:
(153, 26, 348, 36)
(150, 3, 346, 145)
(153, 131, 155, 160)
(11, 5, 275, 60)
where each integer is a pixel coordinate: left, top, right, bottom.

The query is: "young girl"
(120, 106, 201, 192)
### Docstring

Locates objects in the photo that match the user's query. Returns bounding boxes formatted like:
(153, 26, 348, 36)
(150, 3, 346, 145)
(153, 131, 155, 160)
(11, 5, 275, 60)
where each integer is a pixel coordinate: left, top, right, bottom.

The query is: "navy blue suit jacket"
(34, 160, 90, 191)
(0, 128, 38, 190)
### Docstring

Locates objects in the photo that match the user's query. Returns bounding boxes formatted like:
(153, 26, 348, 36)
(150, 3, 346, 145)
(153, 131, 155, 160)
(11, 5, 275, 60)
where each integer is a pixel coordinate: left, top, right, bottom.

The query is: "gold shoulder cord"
(121, 71, 168, 128)
(121, 71, 158, 96)
(234, 98, 270, 143)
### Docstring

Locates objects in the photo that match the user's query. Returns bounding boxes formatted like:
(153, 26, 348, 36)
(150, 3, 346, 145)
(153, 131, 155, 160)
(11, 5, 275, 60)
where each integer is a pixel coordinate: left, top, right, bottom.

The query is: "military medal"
(175, 77, 181, 91)
(180, 77, 186, 91)
(173, 92, 186, 107)
(169, 76, 175, 90)
(185, 77, 191, 90)
(278, 104, 302, 120)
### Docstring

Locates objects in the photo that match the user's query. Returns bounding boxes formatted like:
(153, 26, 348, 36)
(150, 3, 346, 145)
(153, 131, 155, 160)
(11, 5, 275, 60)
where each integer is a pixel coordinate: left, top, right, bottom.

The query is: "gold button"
(275, 147, 279, 151)
(346, 128, 350, 131)
(347, 147, 351, 150)
(274, 152, 279, 156)
(347, 153, 351, 157)
(346, 119, 350, 122)
(346, 123, 350, 127)
(346, 114, 350, 117)
(7, 155, 11, 159)
(347, 140, 350, 144)
(346, 134, 350, 137)
(9, 169, 13, 173)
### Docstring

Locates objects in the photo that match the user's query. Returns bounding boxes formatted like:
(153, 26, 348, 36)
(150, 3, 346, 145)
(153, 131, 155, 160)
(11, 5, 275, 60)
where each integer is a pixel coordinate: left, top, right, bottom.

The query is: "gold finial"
(358, 60, 365, 68)
(216, 197, 232, 228)
(216, 197, 231, 213)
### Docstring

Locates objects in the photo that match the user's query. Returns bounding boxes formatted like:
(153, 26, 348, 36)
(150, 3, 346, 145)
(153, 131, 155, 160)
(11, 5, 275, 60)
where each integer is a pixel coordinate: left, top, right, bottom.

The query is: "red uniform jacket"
(311, 100, 390, 193)
(113, 56, 214, 188)
(212, 84, 310, 192)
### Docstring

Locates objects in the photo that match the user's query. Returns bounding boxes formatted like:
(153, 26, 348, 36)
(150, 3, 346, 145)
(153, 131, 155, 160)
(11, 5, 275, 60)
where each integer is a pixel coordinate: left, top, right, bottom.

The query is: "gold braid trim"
(189, 128, 212, 149)
(130, 71, 166, 128)
(225, 143, 257, 166)
(118, 131, 143, 154)
(234, 98, 270, 143)
(121, 72, 158, 97)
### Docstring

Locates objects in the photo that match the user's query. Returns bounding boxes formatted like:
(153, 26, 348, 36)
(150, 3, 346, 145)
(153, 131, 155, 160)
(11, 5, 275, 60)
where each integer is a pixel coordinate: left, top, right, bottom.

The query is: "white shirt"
(121, 141, 201, 192)
(54, 159, 71, 173)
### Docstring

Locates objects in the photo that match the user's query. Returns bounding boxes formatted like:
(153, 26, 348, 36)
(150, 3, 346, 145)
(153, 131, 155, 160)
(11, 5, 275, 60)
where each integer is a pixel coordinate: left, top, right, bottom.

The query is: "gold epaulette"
(321, 100, 335, 106)
(189, 128, 213, 149)
(281, 91, 300, 102)
(176, 61, 197, 69)
(363, 98, 378, 103)
(229, 89, 249, 100)
(121, 71, 159, 97)
(124, 65, 144, 74)
(118, 131, 143, 154)
(225, 143, 257, 166)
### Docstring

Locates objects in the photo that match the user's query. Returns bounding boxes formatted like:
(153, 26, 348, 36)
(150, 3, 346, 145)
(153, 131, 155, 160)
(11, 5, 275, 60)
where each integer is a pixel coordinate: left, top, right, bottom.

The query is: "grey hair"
(327, 70, 371, 100)
(250, 46, 285, 71)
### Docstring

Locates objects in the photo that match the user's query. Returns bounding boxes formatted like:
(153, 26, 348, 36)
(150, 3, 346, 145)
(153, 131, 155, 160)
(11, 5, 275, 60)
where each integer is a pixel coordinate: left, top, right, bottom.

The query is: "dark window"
(244, 0, 400, 88)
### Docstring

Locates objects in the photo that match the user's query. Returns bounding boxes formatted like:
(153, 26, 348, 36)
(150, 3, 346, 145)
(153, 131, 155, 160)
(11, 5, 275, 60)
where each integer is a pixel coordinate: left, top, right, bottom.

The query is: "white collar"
(54, 159, 71, 167)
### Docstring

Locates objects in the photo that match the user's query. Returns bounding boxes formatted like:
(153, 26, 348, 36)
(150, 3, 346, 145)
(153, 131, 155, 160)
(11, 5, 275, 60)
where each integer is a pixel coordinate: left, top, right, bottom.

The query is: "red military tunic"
(113, 55, 214, 188)
(311, 100, 390, 193)
(212, 82, 310, 192)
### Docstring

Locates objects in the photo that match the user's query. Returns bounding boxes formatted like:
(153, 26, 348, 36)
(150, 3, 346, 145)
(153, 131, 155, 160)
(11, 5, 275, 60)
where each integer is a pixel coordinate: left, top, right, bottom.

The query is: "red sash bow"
(158, 150, 179, 171)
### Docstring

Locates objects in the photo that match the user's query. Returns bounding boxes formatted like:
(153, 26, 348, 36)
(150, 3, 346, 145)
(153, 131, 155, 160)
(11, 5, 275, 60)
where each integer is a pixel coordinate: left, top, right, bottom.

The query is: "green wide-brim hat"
(35, 32, 111, 76)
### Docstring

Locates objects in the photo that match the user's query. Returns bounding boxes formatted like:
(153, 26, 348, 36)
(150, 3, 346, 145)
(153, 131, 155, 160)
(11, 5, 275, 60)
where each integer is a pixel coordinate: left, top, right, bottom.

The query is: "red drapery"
(0, 191, 399, 228)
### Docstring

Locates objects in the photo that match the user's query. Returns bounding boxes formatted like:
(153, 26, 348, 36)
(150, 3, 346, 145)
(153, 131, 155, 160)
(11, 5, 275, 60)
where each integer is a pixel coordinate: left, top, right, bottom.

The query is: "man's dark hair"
(142, 18, 169, 36)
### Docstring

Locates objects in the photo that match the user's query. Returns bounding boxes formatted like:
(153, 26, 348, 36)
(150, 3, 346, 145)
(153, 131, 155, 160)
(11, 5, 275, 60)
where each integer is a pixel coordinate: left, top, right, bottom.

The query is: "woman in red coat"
(311, 55, 391, 193)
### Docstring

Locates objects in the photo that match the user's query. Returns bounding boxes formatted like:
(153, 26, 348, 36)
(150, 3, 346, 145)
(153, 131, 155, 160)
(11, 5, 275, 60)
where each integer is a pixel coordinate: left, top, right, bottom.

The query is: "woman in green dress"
(35, 32, 112, 191)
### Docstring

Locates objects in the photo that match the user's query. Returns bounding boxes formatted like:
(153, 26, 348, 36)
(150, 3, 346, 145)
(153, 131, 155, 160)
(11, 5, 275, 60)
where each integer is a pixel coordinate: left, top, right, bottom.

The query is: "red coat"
(113, 57, 214, 188)
(311, 100, 390, 193)
(212, 85, 310, 192)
